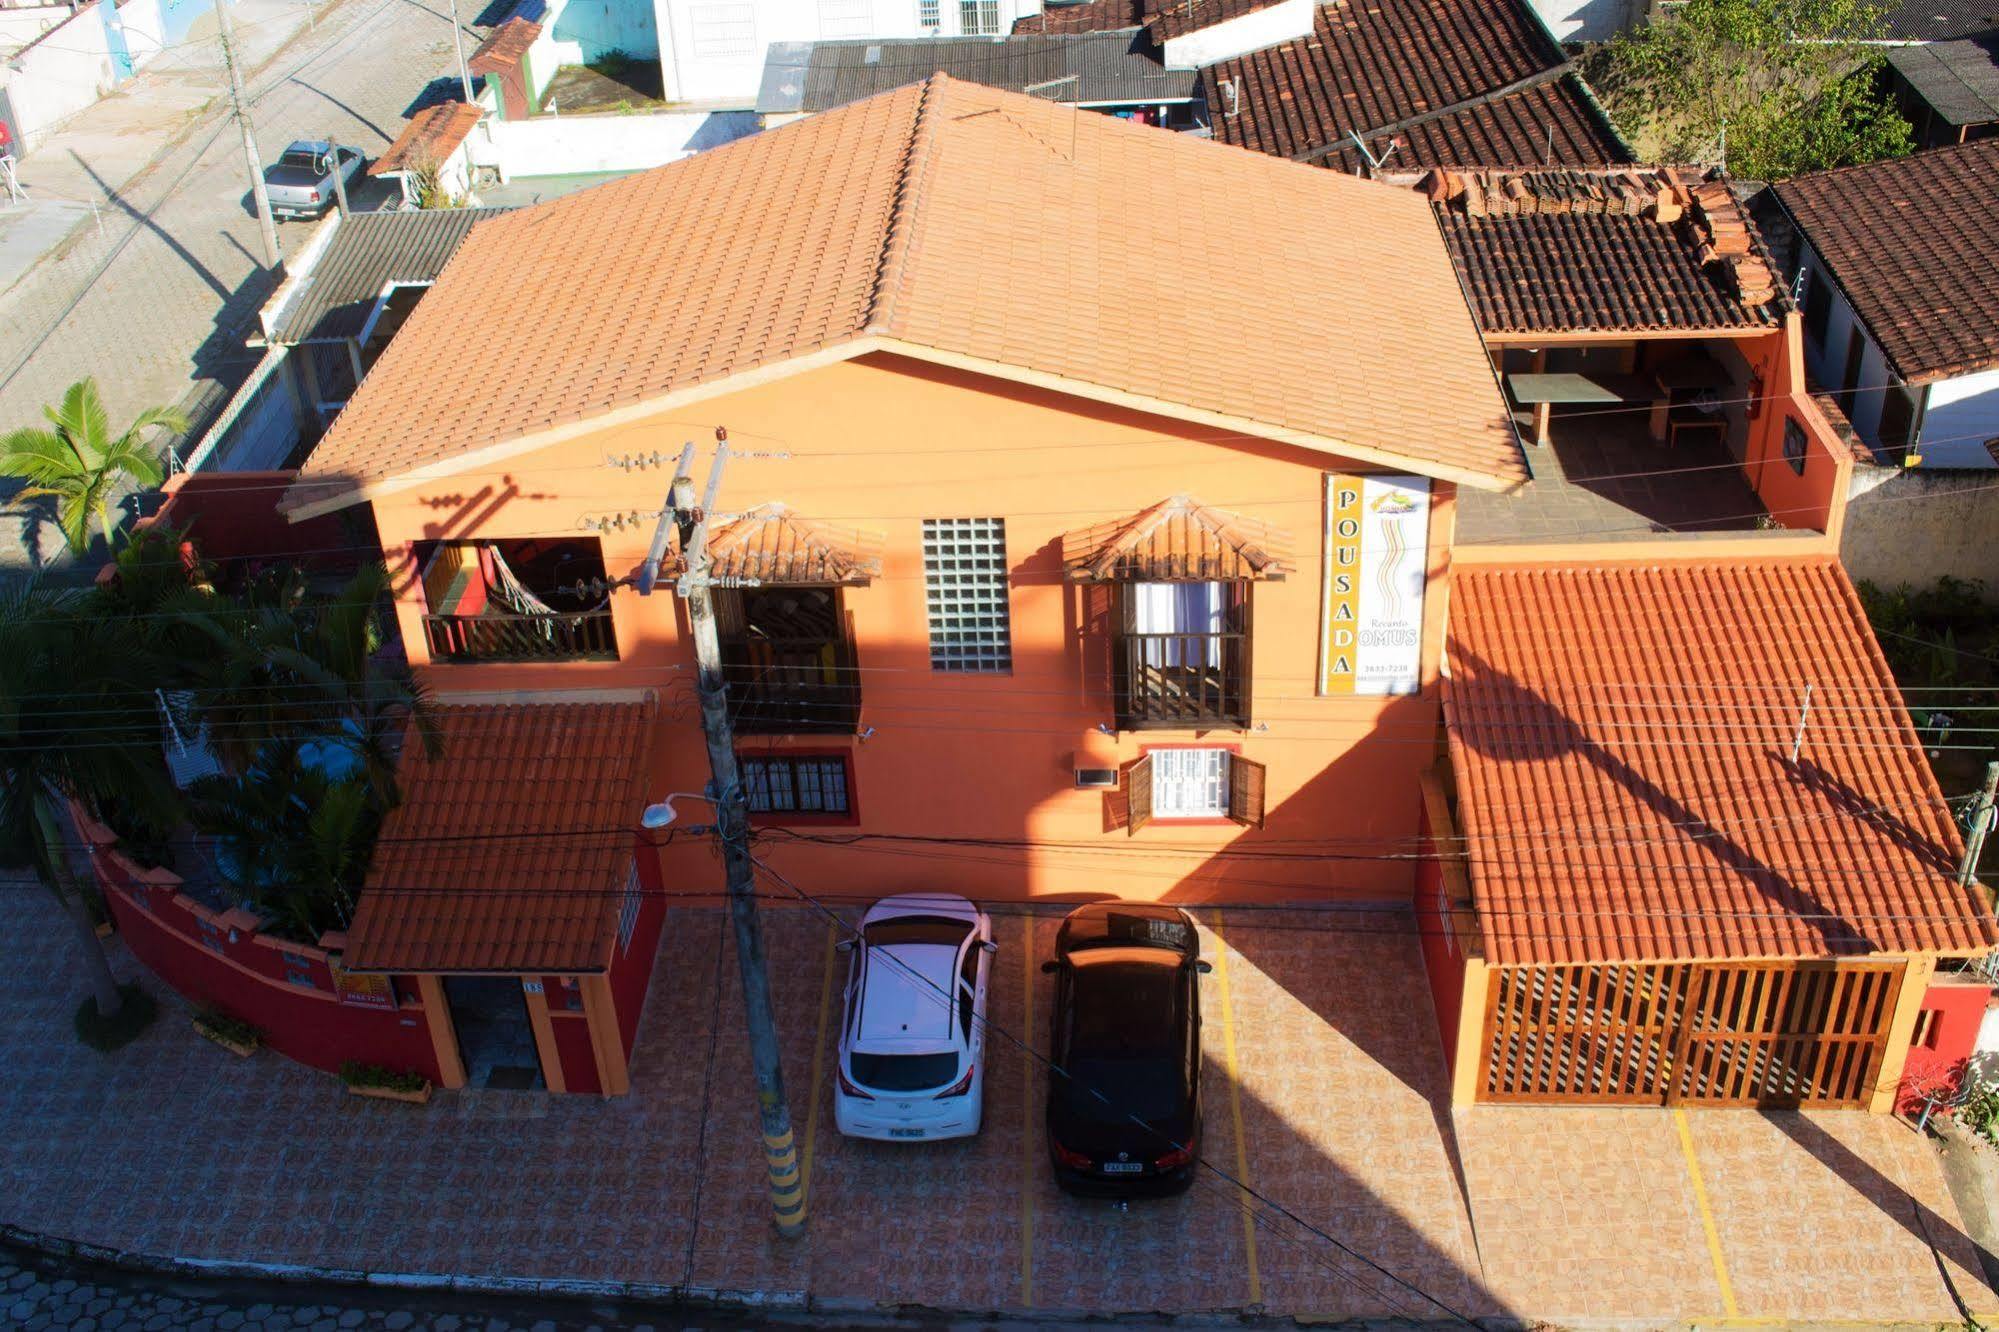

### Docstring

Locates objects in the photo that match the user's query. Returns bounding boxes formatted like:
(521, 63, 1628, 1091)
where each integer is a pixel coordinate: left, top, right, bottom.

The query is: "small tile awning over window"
(703, 504, 882, 585)
(1445, 560, 1998, 967)
(1061, 495, 1293, 583)
(342, 698, 657, 973)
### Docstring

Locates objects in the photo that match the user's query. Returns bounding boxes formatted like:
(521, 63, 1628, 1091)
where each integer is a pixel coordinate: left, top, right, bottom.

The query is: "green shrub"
(1959, 1084, 1999, 1146)
(339, 1060, 428, 1092)
(73, 984, 157, 1052)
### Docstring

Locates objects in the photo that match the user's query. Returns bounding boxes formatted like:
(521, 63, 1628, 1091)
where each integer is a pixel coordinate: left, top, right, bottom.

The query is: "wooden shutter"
(1227, 755, 1266, 828)
(1125, 753, 1154, 836)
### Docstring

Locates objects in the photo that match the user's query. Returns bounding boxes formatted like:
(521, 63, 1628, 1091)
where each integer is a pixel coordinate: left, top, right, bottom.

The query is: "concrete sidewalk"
(0, 0, 352, 297)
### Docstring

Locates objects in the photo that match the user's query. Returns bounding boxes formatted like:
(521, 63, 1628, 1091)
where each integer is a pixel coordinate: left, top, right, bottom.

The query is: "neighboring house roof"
(370, 102, 483, 176)
(286, 75, 1522, 517)
(1774, 139, 1999, 383)
(1422, 167, 1785, 336)
(1445, 559, 1996, 967)
(268, 207, 511, 344)
(468, 16, 541, 76)
(1887, 29, 1999, 128)
(1199, 0, 1629, 171)
(1061, 494, 1294, 580)
(343, 698, 657, 973)
(1877, 0, 1999, 41)
(705, 504, 884, 585)
(757, 30, 1198, 113)
(1018, 0, 1289, 43)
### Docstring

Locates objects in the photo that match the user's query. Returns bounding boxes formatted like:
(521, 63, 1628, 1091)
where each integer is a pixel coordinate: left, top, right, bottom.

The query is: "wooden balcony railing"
(422, 608, 618, 663)
(1115, 631, 1249, 729)
(723, 635, 862, 733)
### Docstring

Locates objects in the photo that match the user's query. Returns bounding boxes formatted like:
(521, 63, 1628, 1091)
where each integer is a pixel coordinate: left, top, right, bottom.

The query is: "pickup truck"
(262, 141, 367, 220)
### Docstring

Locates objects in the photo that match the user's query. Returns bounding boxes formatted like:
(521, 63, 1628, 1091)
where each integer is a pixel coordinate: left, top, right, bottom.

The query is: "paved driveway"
(2, 886, 1992, 1326)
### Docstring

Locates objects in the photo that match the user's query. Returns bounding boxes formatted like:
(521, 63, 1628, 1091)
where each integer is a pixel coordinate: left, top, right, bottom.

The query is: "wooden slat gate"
(1480, 959, 1905, 1108)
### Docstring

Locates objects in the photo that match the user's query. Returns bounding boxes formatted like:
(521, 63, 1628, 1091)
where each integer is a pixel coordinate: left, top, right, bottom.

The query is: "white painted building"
(1774, 141, 1999, 470)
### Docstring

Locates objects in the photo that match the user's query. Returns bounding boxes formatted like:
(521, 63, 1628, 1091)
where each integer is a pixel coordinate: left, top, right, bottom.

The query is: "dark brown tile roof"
(1200, 0, 1628, 170)
(370, 102, 483, 176)
(1061, 495, 1295, 581)
(469, 16, 541, 75)
(705, 504, 883, 584)
(1016, 0, 1144, 33)
(1775, 139, 1999, 383)
(343, 699, 657, 974)
(1423, 168, 1785, 335)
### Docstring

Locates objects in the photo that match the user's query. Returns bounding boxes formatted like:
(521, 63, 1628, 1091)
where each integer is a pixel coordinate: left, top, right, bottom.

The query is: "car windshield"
(864, 915, 970, 948)
(850, 1050, 960, 1092)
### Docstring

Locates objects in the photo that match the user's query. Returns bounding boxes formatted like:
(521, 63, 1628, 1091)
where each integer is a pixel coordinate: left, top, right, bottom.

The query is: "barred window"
(1151, 747, 1231, 819)
(618, 861, 642, 952)
(958, 0, 999, 31)
(818, 0, 871, 36)
(689, 3, 757, 57)
(922, 517, 1012, 672)
(919, 0, 939, 26)
(743, 755, 852, 816)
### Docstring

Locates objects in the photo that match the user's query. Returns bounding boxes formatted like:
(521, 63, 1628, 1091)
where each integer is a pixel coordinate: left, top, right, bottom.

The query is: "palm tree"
(0, 379, 188, 556)
(0, 584, 181, 1020)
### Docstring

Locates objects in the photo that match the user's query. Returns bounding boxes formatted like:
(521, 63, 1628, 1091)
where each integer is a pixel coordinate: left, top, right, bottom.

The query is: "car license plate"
(889, 1127, 925, 1139)
(1102, 1161, 1144, 1174)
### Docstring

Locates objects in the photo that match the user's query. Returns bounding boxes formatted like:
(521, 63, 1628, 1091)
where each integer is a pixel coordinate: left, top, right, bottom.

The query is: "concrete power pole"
(215, 0, 281, 268)
(448, 0, 476, 104)
(1960, 761, 1999, 899)
(633, 429, 805, 1238)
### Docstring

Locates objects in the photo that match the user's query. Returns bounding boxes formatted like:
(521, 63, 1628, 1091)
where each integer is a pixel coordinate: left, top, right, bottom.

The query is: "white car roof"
(854, 941, 960, 1049)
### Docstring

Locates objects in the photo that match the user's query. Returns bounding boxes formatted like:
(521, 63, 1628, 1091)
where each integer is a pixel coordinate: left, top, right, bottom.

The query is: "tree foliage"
(0, 379, 187, 556)
(1591, 0, 1914, 180)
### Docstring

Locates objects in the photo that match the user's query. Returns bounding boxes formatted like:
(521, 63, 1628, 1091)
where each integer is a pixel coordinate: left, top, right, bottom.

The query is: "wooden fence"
(1480, 959, 1905, 1108)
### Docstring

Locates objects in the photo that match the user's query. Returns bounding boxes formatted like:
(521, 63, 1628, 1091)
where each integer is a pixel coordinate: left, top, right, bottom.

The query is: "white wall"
(652, 0, 1042, 106)
(1799, 242, 1895, 447)
(1527, 0, 1647, 42)
(118, 0, 168, 68)
(0, 2, 118, 151)
(0, 5, 73, 55)
(1161, 0, 1310, 68)
(1919, 367, 1999, 470)
(475, 106, 758, 177)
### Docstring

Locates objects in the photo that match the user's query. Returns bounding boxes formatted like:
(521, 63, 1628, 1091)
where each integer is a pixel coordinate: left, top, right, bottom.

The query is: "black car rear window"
(863, 916, 970, 948)
(1062, 1057, 1185, 1123)
(850, 1051, 960, 1092)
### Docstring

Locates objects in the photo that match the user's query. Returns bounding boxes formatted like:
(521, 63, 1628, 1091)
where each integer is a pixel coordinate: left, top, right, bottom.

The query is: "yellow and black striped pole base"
(766, 1127, 806, 1236)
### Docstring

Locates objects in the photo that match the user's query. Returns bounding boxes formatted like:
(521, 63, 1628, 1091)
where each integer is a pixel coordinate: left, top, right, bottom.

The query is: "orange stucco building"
(264, 76, 1994, 1104)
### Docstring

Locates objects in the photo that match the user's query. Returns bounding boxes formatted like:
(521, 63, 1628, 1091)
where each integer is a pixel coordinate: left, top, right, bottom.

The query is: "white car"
(834, 893, 996, 1142)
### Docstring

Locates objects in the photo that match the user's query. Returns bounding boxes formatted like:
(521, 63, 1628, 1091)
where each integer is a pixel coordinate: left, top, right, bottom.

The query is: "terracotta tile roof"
(287, 74, 1523, 516)
(469, 17, 541, 75)
(370, 102, 483, 176)
(1445, 560, 1996, 967)
(1774, 139, 1999, 384)
(1419, 167, 1785, 335)
(1200, 0, 1628, 170)
(343, 698, 657, 973)
(706, 504, 883, 584)
(1061, 494, 1293, 580)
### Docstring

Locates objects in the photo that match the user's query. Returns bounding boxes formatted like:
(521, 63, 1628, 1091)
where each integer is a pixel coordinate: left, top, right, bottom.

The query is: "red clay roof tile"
(1445, 560, 1996, 966)
(370, 102, 483, 176)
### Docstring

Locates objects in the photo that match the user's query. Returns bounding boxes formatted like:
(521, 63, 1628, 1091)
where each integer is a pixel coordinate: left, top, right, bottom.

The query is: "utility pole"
(327, 135, 350, 216)
(448, 0, 476, 104)
(1960, 761, 1999, 898)
(216, 0, 281, 268)
(632, 428, 804, 1238)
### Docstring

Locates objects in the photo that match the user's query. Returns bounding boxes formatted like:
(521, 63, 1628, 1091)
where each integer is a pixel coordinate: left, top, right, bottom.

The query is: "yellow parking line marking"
(800, 920, 838, 1214)
(1674, 1107, 1739, 1319)
(1209, 911, 1262, 1310)
(1021, 915, 1036, 1309)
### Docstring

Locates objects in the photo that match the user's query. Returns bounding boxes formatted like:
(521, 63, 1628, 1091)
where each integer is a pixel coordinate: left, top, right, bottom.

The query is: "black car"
(1042, 903, 1209, 1198)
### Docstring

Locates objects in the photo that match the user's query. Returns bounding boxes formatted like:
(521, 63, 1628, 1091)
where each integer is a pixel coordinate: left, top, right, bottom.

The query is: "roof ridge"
(864, 74, 948, 334)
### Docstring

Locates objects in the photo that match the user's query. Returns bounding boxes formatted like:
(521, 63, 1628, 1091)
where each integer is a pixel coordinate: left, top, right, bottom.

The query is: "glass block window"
(743, 755, 852, 816)
(1151, 747, 1231, 819)
(958, 0, 999, 33)
(919, 0, 939, 26)
(922, 517, 1013, 672)
(689, 3, 757, 58)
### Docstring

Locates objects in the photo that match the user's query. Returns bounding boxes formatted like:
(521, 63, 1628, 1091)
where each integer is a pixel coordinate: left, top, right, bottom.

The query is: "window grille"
(743, 755, 852, 815)
(689, 3, 757, 58)
(1150, 748, 1230, 819)
(958, 0, 999, 34)
(922, 517, 1013, 672)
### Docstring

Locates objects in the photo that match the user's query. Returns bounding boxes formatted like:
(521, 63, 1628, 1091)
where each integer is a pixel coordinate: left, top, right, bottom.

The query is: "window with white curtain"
(1131, 581, 1225, 667)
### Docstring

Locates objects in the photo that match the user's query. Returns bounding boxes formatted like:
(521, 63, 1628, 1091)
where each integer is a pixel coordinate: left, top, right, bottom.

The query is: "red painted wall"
(1898, 977, 1993, 1115)
(147, 471, 370, 571)
(549, 1010, 601, 1094)
(1413, 800, 1468, 1080)
(612, 834, 670, 1058)
(82, 815, 441, 1084)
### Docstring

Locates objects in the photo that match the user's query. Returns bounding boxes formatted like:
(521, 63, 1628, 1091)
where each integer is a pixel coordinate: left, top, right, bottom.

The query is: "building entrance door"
(445, 976, 545, 1090)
